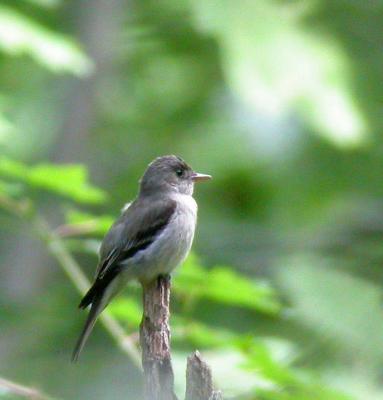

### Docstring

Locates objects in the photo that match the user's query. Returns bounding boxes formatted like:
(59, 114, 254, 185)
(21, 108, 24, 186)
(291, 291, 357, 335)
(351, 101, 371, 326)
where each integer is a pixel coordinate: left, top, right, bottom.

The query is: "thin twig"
(53, 221, 100, 238)
(41, 224, 142, 368)
(1, 194, 224, 397)
(0, 377, 52, 400)
(0, 194, 142, 369)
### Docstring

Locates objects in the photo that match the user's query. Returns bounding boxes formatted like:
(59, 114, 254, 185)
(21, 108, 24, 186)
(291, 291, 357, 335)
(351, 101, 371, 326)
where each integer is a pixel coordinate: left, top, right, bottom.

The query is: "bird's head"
(139, 155, 211, 196)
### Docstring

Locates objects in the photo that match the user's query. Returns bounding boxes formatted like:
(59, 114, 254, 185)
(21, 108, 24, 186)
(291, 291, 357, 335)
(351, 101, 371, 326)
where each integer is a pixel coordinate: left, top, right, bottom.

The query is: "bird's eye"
(176, 168, 183, 177)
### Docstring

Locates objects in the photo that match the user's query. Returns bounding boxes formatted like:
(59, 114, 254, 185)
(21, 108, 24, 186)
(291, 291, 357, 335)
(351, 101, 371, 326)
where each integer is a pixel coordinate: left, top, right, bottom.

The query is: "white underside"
(119, 193, 197, 284)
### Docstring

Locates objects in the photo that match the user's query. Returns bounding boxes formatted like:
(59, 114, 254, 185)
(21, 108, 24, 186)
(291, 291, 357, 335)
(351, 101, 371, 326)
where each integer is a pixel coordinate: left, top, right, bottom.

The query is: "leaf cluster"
(0, 158, 352, 400)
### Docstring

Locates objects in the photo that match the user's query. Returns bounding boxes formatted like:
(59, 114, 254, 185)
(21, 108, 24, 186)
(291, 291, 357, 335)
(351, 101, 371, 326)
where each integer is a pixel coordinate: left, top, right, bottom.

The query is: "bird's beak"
(191, 172, 212, 182)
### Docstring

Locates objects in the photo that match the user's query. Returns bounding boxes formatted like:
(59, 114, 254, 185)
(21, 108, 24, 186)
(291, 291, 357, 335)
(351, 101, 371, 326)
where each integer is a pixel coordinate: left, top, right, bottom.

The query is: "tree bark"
(140, 275, 222, 400)
(140, 275, 178, 400)
(185, 352, 223, 400)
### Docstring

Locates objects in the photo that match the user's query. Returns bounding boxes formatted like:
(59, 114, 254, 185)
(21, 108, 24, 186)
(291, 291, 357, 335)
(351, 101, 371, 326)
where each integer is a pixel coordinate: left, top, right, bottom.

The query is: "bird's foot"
(157, 274, 171, 288)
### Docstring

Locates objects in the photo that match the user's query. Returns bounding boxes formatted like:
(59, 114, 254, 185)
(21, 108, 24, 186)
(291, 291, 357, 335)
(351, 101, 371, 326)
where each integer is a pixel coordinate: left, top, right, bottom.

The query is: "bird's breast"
(136, 194, 197, 281)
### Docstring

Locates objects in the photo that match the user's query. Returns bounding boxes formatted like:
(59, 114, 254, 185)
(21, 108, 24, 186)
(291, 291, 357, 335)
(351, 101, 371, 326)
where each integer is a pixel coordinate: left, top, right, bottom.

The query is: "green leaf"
(256, 387, 353, 400)
(277, 257, 383, 363)
(0, 5, 93, 75)
(243, 340, 353, 400)
(108, 296, 142, 326)
(191, 0, 367, 148)
(0, 180, 6, 194)
(172, 316, 235, 348)
(242, 340, 299, 387)
(0, 158, 106, 204)
(63, 239, 101, 255)
(0, 111, 14, 139)
(65, 209, 114, 235)
(174, 254, 281, 315)
(0, 180, 24, 197)
(206, 267, 280, 313)
(23, 0, 61, 8)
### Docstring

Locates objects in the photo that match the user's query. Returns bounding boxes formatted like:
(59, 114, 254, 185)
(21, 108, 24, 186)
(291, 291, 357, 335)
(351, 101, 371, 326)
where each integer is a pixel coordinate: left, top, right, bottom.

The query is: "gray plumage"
(72, 155, 211, 361)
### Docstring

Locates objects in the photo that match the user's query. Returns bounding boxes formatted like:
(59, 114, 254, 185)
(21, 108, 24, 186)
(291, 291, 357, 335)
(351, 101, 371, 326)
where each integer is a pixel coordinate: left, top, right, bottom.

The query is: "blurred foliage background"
(0, 0, 382, 399)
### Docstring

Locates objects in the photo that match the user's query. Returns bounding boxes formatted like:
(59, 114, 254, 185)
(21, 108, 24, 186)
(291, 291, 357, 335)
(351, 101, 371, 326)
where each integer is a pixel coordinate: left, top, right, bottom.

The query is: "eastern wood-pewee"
(72, 155, 211, 361)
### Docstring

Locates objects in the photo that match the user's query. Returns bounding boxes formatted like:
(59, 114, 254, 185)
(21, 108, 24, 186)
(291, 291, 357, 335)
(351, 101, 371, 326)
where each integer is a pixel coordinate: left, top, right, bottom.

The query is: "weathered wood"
(139, 275, 222, 399)
(140, 275, 178, 400)
(185, 351, 222, 400)
(208, 393, 223, 400)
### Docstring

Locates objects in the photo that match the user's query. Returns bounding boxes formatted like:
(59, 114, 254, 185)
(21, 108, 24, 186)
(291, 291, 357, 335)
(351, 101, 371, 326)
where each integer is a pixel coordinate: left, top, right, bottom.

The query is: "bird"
(72, 155, 211, 361)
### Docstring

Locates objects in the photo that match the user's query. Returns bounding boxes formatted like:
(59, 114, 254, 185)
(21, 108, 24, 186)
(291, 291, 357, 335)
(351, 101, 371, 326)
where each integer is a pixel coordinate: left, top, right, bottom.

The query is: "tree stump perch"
(140, 275, 177, 400)
(140, 275, 222, 400)
(185, 352, 223, 400)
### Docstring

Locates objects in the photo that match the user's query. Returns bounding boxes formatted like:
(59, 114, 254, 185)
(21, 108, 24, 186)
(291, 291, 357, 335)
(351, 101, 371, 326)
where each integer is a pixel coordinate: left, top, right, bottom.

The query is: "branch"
(0, 194, 141, 369)
(44, 227, 142, 368)
(53, 221, 100, 237)
(0, 377, 52, 400)
(139, 276, 222, 400)
(1, 195, 223, 398)
(185, 352, 222, 400)
(140, 275, 178, 400)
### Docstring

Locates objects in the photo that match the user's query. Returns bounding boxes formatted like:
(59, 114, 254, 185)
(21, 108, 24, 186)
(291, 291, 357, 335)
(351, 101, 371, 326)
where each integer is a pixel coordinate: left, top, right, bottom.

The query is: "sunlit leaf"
(206, 267, 280, 313)
(23, 0, 61, 8)
(256, 386, 353, 400)
(172, 316, 235, 348)
(0, 180, 6, 195)
(0, 158, 106, 204)
(65, 209, 114, 235)
(243, 340, 353, 400)
(242, 340, 299, 387)
(108, 296, 142, 326)
(0, 5, 93, 75)
(276, 257, 383, 362)
(0, 112, 14, 140)
(191, 0, 367, 148)
(63, 238, 101, 255)
(0, 180, 24, 197)
(174, 254, 281, 314)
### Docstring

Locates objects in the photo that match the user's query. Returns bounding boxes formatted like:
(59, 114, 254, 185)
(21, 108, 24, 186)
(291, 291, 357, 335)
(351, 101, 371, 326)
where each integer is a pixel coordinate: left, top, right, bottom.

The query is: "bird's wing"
(98, 197, 177, 278)
(79, 198, 177, 309)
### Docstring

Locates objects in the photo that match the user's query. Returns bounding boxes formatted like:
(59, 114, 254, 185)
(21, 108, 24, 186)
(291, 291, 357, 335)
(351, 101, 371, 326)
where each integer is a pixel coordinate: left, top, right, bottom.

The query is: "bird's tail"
(71, 297, 103, 362)
(72, 274, 122, 362)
